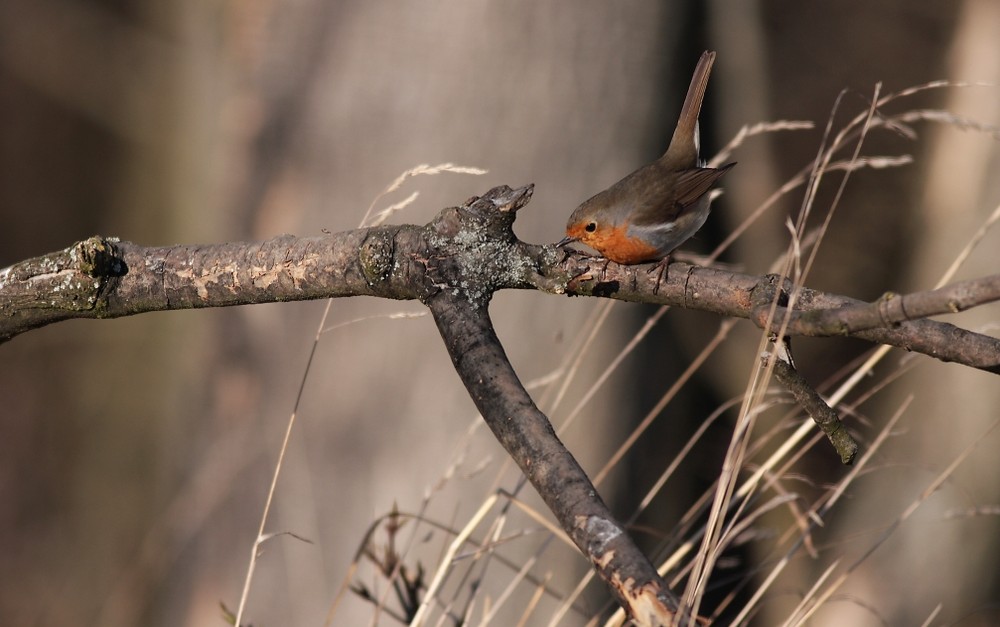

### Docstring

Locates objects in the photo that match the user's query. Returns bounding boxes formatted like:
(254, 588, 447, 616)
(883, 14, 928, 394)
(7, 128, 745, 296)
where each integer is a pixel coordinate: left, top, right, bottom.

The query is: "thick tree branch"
(2, 187, 999, 376)
(430, 294, 681, 624)
(0, 228, 431, 341)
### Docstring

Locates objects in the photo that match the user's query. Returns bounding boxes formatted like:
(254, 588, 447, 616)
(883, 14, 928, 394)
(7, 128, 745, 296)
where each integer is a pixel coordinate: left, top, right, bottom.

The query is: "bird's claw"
(647, 255, 672, 295)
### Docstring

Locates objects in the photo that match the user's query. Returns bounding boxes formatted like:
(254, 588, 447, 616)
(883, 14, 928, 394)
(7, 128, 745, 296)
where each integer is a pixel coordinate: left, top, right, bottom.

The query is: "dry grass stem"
(361, 163, 488, 227)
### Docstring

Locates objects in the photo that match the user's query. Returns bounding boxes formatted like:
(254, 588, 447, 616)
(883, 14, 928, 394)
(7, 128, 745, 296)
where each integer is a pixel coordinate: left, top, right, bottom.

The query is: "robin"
(559, 51, 735, 277)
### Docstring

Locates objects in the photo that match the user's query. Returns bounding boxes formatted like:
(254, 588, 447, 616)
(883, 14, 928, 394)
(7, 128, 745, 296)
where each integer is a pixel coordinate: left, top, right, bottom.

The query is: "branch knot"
(423, 185, 536, 308)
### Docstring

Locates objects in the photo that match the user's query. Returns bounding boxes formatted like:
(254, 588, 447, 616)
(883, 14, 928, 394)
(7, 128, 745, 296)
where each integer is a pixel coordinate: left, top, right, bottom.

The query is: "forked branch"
(2, 185, 999, 624)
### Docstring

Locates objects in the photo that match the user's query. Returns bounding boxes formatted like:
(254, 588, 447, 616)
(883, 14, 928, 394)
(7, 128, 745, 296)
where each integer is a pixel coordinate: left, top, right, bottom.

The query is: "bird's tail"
(663, 50, 716, 167)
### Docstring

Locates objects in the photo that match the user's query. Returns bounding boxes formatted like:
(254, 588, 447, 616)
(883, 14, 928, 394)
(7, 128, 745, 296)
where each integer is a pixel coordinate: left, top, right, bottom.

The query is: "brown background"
(2, 1, 999, 625)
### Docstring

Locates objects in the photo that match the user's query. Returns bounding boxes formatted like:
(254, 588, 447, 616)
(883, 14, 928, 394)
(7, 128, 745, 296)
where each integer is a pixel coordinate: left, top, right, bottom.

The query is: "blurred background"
(2, 1, 999, 625)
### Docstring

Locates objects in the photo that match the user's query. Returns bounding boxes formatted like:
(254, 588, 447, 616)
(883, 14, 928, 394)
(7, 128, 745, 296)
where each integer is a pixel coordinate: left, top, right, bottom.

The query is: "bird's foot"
(647, 255, 672, 295)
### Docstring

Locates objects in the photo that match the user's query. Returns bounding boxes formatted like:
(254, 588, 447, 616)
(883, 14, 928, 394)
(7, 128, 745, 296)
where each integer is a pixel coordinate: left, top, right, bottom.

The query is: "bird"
(559, 50, 735, 273)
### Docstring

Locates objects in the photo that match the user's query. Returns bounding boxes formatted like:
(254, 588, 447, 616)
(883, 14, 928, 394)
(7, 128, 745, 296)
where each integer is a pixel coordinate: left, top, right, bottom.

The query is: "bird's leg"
(573, 256, 611, 285)
(647, 254, 673, 295)
(569, 250, 611, 282)
(597, 257, 613, 282)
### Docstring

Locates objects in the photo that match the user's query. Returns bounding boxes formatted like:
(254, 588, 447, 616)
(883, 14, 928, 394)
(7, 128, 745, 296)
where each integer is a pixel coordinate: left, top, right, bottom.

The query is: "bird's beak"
(555, 236, 578, 248)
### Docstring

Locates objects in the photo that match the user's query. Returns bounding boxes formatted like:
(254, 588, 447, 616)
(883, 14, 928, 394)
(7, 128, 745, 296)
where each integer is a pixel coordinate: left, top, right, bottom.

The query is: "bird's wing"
(632, 163, 736, 226)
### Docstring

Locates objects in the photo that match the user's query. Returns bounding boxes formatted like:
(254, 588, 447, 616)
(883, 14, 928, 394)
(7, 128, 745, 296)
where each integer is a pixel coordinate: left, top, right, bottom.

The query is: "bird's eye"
(584, 222, 597, 233)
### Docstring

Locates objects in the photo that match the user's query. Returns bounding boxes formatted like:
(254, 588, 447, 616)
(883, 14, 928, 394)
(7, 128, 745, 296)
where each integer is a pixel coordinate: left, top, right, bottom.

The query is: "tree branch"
(429, 294, 681, 624)
(556, 263, 1000, 374)
(766, 340, 858, 465)
(761, 275, 1000, 336)
(2, 199, 998, 376)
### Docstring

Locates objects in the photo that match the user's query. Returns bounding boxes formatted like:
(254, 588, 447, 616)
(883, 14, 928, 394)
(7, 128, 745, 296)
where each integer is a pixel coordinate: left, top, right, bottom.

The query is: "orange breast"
(585, 224, 662, 264)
